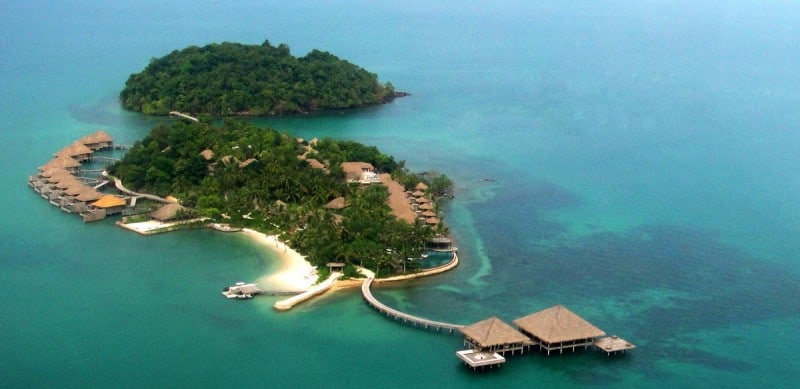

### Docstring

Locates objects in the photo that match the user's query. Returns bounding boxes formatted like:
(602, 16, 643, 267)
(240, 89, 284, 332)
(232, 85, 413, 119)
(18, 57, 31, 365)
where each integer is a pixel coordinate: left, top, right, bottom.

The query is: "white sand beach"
(240, 228, 317, 292)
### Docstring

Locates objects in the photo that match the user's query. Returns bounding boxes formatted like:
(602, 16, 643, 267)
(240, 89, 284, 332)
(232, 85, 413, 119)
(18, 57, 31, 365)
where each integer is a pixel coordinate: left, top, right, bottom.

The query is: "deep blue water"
(2, 1, 799, 388)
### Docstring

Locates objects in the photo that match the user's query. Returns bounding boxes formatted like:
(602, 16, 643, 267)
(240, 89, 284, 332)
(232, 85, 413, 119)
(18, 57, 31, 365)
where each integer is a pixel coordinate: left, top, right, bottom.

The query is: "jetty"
(169, 111, 198, 122)
(273, 272, 342, 311)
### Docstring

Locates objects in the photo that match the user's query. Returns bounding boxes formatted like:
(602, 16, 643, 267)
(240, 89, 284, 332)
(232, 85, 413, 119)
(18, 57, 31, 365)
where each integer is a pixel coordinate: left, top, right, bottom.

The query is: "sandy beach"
(240, 228, 317, 292)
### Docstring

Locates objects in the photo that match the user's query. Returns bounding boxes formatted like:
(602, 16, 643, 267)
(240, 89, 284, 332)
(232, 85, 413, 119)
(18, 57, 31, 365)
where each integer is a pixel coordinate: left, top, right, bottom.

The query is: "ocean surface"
(2, 1, 799, 387)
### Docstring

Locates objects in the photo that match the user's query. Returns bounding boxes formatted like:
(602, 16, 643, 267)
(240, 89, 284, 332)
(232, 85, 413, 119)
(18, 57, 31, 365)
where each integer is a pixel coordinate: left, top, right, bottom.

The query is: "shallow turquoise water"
(2, 1, 799, 388)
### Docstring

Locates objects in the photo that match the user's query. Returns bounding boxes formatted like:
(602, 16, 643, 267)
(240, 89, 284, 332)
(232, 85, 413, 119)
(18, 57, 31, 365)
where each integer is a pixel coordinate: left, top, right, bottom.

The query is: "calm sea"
(2, 1, 799, 387)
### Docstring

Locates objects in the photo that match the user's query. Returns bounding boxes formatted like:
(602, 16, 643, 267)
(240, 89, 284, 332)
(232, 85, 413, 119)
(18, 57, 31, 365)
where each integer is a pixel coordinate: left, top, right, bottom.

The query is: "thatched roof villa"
(150, 203, 186, 221)
(513, 305, 606, 355)
(341, 162, 380, 184)
(78, 130, 113, 150)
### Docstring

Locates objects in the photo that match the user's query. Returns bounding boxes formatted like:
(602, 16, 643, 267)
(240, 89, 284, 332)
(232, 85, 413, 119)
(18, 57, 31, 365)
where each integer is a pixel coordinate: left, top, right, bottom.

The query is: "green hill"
(120, 40, 404, 116)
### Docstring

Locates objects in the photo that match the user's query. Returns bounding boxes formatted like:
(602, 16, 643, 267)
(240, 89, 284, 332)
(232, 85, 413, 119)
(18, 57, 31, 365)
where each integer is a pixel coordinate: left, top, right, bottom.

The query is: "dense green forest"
(120, 40, 403, 116)
(108, 119, 450, 276)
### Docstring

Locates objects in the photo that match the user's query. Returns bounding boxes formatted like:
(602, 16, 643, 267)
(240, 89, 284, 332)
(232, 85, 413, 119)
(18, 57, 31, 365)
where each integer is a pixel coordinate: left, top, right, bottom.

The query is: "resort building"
(426, 235, 457, 252)
(150, 203, 186, 222)
(341, 162, 380, 184)
(460, 316, 532, 356)
(90, 195, 127, 215)
(513, 305, 606, 355)
(54, 141, 94, 162)
(78, 130, 113, 151)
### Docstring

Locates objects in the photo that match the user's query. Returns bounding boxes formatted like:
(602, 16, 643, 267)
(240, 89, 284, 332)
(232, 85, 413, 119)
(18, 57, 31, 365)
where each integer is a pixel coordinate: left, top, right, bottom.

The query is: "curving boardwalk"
(169, 111, 199, 122)
(362, 277, 464, 333)
(114, 178, 172, 204)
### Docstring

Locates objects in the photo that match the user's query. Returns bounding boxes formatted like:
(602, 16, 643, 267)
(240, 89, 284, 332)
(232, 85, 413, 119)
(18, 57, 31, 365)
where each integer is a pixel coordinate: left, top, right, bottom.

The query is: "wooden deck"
(594, 335, 636, 355)
(361, 276, 464, 333)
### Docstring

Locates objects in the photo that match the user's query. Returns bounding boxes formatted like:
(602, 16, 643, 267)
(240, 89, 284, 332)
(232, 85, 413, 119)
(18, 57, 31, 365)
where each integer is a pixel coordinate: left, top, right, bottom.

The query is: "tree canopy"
(108, 119, 450, 276)
(120, 40, 403, 116)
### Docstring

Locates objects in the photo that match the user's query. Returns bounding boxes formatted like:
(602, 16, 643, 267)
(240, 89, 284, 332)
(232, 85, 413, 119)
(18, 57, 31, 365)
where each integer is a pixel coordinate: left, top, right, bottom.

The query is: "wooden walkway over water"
(361, 277, 464, 333)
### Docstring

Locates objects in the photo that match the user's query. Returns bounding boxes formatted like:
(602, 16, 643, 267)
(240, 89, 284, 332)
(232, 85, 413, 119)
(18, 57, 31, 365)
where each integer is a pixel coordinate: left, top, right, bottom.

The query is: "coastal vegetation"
(108, 119, 451, 276)
(120, 40, 403, 116)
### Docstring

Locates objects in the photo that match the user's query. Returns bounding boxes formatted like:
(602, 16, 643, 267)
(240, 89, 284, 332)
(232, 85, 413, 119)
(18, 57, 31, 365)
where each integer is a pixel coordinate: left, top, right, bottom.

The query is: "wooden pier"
(361, 276, 464, 333)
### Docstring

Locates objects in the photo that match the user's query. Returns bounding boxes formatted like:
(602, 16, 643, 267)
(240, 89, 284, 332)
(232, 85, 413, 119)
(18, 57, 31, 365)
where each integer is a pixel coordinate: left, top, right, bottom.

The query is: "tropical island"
(106, 118, 454, 281)
(120, 40, 405, 116)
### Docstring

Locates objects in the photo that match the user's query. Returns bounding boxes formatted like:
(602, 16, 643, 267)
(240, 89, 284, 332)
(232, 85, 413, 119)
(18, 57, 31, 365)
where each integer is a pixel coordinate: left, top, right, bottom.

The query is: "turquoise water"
(2, 1, 799, 387)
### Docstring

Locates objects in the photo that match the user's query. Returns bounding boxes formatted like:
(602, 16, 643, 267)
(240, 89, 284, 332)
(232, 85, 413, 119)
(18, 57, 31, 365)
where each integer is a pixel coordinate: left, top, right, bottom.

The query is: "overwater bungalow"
(75, 189, 104, 203)
(457, 316, 532, 370)
(513, 305, 606, 355)
(460, 316, 532, 355)
(78, 130, 113, 150)
(41, 156, 81, 172)
(54, 141, 94, 162)
(90, 195, 127, 215)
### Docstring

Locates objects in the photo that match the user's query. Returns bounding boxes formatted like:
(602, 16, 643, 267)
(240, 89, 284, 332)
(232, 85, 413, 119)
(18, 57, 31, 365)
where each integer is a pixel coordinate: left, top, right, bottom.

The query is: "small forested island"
(120, 40, 405, 116)
(108, 118, 452, 277)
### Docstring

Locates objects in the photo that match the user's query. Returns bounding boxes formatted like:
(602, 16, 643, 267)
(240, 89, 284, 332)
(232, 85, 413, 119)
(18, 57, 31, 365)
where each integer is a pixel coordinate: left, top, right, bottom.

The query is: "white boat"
(222, 282, 262, 299)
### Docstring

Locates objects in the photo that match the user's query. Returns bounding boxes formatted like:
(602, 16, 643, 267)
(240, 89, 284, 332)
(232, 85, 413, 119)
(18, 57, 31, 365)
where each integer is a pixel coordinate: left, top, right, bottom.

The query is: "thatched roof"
(42, 157, 81, 170)
(421, 210, 437, 217)
(150, 203, 185, 221)
(238, 158, 257, 168)
(425, 217, 440, 225)
(40, 167, 69, 178)
(415, 182, 428, 191)
(199, 149, 215, 160)
(341, 162, 375, 181)
(220, 155, 234, 165)
(75, 189, 104, 202)
(92, 195, 126, 208)
(55, 176, 82, 189)
(412, 190, 425, 197)
(418, 203, 434, 211)
(459, 317, 531, 348)
(305, 158, 325, 170)
(513, 305, 606, 343)
(56, 142, 93, 158)
(47, 170, 76, 183)
(324, 197, 348, 210)
(416, 197, 431, 204)
(65, 183, 89, 196)
(78, 130, 113, 148)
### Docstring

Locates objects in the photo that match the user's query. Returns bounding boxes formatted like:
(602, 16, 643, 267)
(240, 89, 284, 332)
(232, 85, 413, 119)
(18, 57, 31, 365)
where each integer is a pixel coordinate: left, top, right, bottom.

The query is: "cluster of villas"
(27, 131, 127, 222)
(28, 131, 185, 224)
(457, 305, 635, 370)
